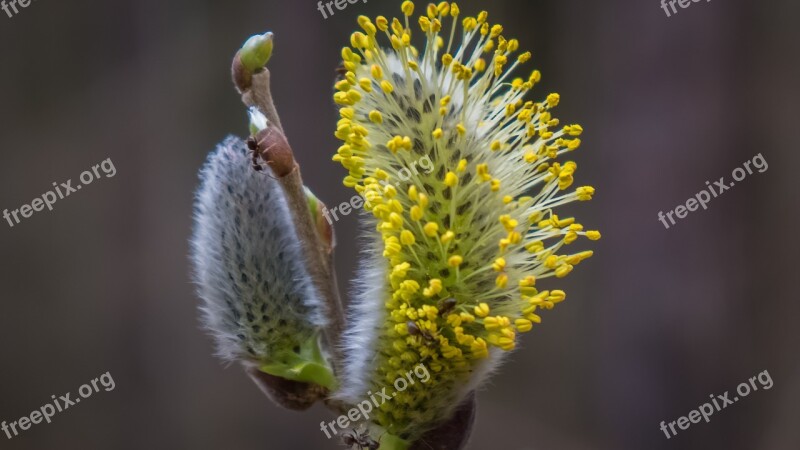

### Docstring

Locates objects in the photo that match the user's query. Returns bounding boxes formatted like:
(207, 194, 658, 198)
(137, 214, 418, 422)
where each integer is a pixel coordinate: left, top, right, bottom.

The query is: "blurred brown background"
(1, 0, 798, 449)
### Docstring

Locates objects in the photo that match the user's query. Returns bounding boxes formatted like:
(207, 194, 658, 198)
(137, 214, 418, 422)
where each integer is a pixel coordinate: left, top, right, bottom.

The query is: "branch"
(232, 33, 346, 380)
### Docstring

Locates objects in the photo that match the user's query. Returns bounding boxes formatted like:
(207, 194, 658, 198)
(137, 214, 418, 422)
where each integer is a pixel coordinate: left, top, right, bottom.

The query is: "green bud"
(240, 32, 274, 72)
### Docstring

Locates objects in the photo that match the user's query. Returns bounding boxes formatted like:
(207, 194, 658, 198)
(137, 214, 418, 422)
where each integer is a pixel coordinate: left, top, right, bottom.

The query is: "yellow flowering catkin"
(334, 1, 600, 440)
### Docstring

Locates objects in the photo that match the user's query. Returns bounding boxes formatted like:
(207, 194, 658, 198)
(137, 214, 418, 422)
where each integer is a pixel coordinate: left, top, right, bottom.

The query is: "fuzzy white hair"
(191, 136, 326, 364)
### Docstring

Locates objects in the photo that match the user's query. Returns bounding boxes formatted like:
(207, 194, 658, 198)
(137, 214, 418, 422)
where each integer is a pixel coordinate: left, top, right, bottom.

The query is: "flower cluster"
(333, 1, 600, 439)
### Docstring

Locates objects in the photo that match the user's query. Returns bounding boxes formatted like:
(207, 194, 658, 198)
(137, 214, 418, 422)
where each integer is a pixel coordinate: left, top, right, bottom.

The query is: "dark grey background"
(1, 0, 798, 449)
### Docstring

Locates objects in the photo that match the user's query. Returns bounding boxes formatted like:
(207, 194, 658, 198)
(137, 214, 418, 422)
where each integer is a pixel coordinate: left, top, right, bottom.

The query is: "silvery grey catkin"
(190, 136, 328, 370)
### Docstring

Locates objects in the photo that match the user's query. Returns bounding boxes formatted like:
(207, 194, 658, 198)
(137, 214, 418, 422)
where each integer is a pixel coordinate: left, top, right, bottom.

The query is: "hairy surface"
(331, 2, 599, 439)
(191, 136, 326, 364)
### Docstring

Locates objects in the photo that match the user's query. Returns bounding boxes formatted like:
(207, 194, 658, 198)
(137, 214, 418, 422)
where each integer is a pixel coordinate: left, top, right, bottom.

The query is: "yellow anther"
(565, 124, 583, 136)
(457, 159, 467, 172)
(341, 47, 354, 60)
(427, 3, 437, 18)
(418, 194, 429, 208)
(383, 185, 397, 199)
(548, 290, 566, 303)
(383, 236, 402, 257)
(445, 171, 458, 187)
(358, 16, 377, 35)
(394, 323, 409, 335)
(410, 205, 423, 221)
(498, 238, 510, 252)
(432, 128, 443, 139)
(474, 303, 490, 318)
(400, 229, 416, 246)
(515, 318, 533, 332)
(339, 107, 354, 119)
(442, 53, 453, 66)
(448, 255, 463, 267)
(391, 262, 411, 279)
(471, 339, 489, 358)
(346, 89, 361, 103)
(381, 80, 394, 93)
(565, 250, 594, 265)
(495, 273, 508, 288)
(333, 92, 352, 106)
(335, 80, 350, 91)
(423, 279, 442, 297)
(483, 316, 502, 331)
(586, 230, 601, 240)
(358, 78, 372, 92)
(389, 212, 404, 228)
(390, 35, 403, 50)
(374, 169, 389, 181)
(376, 16, 389, 31)
(546, 93, 560, 107)
(419, 16, 431, 32)
(476, 163, 491, 182)
(447, 314, 462, 327)
(350, 32, 368, 49)
(401, 1, 415, 16)
(423, 222, 439, 237)
(369, 110, 383, 123)
(555, 264, 573, 278)
(576, 186, 595, 201)
(440, 230, 455, 243)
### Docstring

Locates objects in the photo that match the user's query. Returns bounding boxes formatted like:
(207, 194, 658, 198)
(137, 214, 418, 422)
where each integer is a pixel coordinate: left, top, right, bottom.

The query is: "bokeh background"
(1, 0, 798, 449)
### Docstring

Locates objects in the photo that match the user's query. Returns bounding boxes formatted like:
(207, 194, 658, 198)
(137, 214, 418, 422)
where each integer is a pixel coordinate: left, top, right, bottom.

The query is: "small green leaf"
(379, 431, 411, 450)
(258, 333, 337, 390)
(304, 186, 319, 220)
